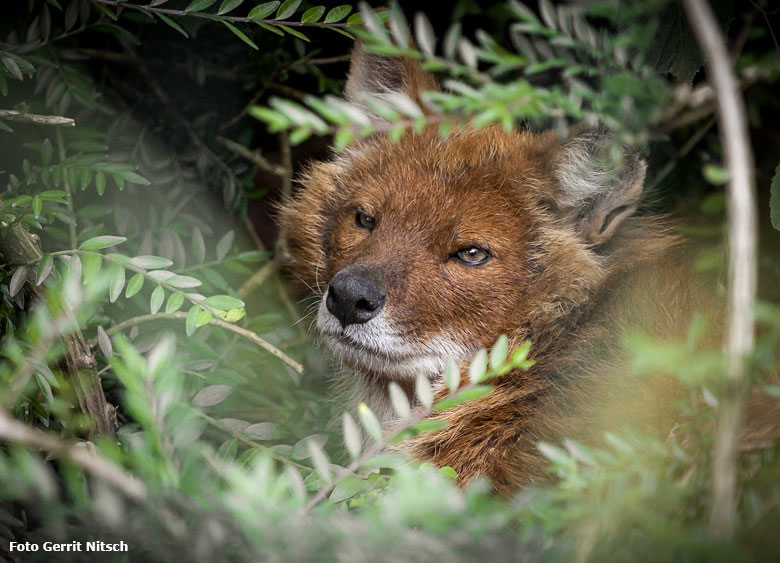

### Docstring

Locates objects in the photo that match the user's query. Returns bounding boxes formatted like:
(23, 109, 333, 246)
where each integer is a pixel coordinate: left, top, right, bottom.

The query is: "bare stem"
(55, 128, 78, 250)
(0, 110, 75, 127)
(682, 0, 759, 540)
(88, 312, 304, 375)
(0, 411, 146, 501)
(216, 135, 286, 177)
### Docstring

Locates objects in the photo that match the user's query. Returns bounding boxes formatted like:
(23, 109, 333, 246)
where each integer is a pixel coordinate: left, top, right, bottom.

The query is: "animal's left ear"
(553, 131, 646, 245)
(344, 41, 439, 117)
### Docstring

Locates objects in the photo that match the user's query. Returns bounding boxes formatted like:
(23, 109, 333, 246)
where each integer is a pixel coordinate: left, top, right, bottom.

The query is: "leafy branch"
(303, 336, 535, 511)
(87, 311, 303, 375)
(91, 0, 363, 44)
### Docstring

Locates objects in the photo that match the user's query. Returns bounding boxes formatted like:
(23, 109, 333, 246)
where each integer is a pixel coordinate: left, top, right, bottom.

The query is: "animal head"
(278, 43, 658, 382)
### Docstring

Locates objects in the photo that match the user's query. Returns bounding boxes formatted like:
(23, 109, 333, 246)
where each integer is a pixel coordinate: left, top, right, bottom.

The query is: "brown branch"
(682, 0, 759, 540)
(215, 135, 286, 177)
(238, 261, 276, 298)
(0, 109, 74, 127)
(0, 411, 145, 501)
(88, 312, 304, 375)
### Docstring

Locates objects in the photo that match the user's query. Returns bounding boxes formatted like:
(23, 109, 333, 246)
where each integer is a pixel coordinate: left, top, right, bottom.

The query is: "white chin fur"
(316, 294, 470, 381)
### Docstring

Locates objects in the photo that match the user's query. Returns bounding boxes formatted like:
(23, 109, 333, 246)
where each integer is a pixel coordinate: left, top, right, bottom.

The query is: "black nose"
(326, 270, 386, 327)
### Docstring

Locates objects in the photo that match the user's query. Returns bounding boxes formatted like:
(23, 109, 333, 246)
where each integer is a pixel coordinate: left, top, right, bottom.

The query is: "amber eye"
(453, 246, 491, 266)
(355, 210, 375, 230)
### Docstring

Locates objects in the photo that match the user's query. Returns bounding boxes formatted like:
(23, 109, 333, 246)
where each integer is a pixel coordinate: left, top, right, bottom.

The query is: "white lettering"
(9, 542, 39, 552)
(86, 541, 128, 552)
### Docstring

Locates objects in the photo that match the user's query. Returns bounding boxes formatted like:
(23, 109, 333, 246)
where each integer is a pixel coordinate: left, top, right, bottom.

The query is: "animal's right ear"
(553, 131, 647, 246)
(345, 41, 439, 116)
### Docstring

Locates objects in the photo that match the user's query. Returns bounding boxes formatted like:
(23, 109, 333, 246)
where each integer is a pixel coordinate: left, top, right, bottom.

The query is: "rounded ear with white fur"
(344, 41, 439, 118)
(554, 131, 647, 245)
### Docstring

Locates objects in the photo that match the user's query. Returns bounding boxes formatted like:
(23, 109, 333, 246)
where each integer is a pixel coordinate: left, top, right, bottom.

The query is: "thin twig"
(0, 109, 75, 127)
(307, 55, 353, 65)
(0, 411, 146, 501)
(88, 312, 304, 375)
(279, 131, 293, 199)
(55, 128, 78, 249)
(198, 412, 312, 472)
(216, 135, 286, 177)
(682, 0, 758, 540)
(238, 261, 276, 298)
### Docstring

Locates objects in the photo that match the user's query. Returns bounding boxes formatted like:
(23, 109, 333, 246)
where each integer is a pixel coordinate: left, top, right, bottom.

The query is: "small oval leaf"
(192, 384, 232, 407)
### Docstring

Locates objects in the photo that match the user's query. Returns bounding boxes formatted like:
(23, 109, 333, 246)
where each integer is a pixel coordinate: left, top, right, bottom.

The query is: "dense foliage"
(0, 1, 779, 561)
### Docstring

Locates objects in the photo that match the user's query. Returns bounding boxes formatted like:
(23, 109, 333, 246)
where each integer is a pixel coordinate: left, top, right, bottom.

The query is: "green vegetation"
(0, 1, 778, 561)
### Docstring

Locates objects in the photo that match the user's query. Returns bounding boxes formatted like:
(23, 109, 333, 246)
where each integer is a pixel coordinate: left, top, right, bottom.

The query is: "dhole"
(278, 44, 721, 495)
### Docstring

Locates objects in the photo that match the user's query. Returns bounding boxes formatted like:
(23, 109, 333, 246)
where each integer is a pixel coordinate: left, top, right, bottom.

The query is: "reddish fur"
(277, 49, 725, 495)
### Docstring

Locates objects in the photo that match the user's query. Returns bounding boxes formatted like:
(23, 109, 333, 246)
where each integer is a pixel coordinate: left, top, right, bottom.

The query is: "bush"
(0, 1, 778, 561)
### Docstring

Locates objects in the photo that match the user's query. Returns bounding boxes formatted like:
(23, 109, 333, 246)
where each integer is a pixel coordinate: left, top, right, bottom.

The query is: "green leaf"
(125, 273, 144, 298)
(770, 163, 780, 231)
(192, 384, 232, 407)
(468, 348, 488, 382)
(9, 267, 27, 297)
(36, 254, 53, 286)
(489, 334, 508, 371)
(97, 326, 113, 358)
(248, 1, 279, 19)
(41, 138, 53, 165)
(443, 357, 460, 393)
(150, 285, 165, 314)
(415, 372, 433, 408)
(222, 21, 259, 50)
(185, 0, 217, 13)
(301, 6, 324, 23)
(346, 12, 363, 25)
(196, 309, 213, 327)
(324, 5, 351, 23)
(414, 12, 435, 57)
(1, 56, 23, 81)
(32, 196, 42, 217)
(108, 265, 125, 303)
(165, 292, 185, 313)
(186, 305, 201, 335)
(388, 381, 411, 419)
(438, 466, 458, 479)
(130, 255, 173, 269)
(156, 13, 189, 38)
(79, 168, 91, 190)
(434, 385, 494, 411)
(81, 253, 102, 285)
(308, 440, 332, 482)
(118, 170, 151, 185)
(216, 231, 234, 261)
(95, 171, 106, 196)
(235, 250, 271, 262)
(409, 419, 448, 433)
(79, 235, 127, 251)
(702, 164, 729, 185)
(166, 275, 202, 289)
(288, 127, 311, 144)
(278, 25, 309, 42)
(255, 21, 284, 35)
(192, 228, 206, 262)
(276, 0, 302, 20)
(202, 295, 245, 310)
(330, 475, 369, 503)
(217, 0, 243, 15)
(358, 402, 382, 441)
(342, 412, 361, 458)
